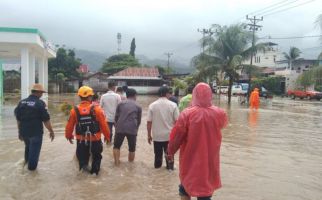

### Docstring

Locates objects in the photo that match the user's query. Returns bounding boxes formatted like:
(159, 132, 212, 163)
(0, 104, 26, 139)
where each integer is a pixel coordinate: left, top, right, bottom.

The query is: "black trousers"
(153, 141, 173, 169)
(76, 140, 103, 174)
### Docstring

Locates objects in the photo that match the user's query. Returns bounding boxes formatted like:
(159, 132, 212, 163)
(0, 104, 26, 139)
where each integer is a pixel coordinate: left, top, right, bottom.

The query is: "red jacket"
(65, 101, 110, 142)
(168, 83, 228, 197)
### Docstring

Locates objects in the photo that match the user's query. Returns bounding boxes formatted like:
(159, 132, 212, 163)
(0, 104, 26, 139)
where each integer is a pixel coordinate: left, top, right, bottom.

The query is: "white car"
(232, 84, 248, 95)
(215, 86, 229, 94)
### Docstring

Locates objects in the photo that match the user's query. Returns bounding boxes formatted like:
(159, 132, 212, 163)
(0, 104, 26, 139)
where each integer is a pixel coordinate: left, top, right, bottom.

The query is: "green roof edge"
(0, 27, 47, 41)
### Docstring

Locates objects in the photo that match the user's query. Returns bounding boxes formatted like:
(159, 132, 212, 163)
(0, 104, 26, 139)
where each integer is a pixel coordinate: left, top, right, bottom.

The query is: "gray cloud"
(1, 0, 321, 63)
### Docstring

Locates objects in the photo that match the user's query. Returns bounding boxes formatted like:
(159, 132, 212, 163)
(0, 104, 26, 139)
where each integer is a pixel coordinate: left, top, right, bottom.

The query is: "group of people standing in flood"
(14, 81, 229, 200)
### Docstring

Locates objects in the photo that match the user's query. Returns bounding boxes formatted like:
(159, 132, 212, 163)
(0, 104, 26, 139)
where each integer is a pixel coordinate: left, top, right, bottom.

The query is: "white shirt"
(147, 97, 179, 142)
(100, 91, 121, 122)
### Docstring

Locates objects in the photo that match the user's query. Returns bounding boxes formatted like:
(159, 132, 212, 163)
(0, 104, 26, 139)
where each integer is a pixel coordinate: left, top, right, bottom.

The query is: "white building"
(243, 42, 284, 68)
(275, 59, 317, 91)
(0, 27, 56, 102)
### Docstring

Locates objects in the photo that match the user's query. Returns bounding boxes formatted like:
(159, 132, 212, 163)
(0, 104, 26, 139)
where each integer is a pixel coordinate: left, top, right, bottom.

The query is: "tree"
(101, 54, 140, 74)
(48, 48, 81, 80)
(56, 72, 66, 93)
(191, 53, 220, 84)
(48, 48, 82, 93)
(130, 38, 136, 58)
(283, 47, 301, 69)
(202, 24, 259, 104)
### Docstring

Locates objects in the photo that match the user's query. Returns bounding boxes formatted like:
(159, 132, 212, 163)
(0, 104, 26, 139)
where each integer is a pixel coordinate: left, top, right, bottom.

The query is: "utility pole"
(164, 52, 173, 74)
(197, 28, 214, 53)
(246, 15, 263, 99)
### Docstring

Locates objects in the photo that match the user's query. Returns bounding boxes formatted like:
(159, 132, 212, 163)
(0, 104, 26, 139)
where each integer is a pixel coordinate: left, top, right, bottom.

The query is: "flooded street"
(1, 94, 322, 200)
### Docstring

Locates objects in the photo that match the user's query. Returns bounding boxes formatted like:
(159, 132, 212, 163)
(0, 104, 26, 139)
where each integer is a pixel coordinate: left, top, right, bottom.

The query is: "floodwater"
(0, 94, 322, 200)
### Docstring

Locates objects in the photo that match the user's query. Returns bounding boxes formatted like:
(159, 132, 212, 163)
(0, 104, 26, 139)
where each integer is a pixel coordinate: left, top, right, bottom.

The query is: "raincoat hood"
(191, 83, 212, 107)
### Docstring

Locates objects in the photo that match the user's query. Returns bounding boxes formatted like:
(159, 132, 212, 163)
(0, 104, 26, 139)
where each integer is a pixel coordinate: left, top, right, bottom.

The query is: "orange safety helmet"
(78, 86, 94, 97)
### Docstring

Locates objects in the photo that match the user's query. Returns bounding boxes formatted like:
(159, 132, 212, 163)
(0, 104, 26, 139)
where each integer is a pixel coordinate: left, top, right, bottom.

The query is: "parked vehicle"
(232, 84, 248, 95)
(287, 89, 322, 100)
(259, 86, 272, 98)
(214, 86, 229, 94)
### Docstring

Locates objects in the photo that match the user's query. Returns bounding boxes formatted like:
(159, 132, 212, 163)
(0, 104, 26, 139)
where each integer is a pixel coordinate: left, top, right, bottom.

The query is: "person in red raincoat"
(168, 82, 228, 200)
(249, 88, 260, 109)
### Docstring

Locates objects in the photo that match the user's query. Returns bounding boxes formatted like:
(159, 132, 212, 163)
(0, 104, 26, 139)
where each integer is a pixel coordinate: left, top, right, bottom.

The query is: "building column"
(0, 59, 3, 105)
(38, 57, 45, 88)
(44, 58, 48, 92)
(20, 48, 30, 99)
(38, 55, 49, 103)
(29, 53, 36, 87)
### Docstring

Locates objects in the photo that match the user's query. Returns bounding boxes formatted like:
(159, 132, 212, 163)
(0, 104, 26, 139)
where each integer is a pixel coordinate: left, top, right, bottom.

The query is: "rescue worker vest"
(74, 105, 100, 135)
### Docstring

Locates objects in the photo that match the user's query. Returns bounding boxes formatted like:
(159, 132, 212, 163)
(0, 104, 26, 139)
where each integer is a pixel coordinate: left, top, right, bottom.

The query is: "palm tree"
(283, 47, 301, 69)
(203, 24, 262, 104)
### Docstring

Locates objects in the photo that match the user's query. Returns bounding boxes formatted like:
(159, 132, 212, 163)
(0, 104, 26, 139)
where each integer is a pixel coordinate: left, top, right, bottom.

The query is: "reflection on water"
(1, 94, 322, 200)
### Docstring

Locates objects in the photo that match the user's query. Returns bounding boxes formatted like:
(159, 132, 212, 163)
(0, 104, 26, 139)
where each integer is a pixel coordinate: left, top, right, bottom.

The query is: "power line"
(255, 0, 301, 16)
(234, 0, 296, 23)
(259, 35, 322, 39)
(251, 0, 300, 16)
(262, 0, 317, 17)
(301, 46, 322, 50)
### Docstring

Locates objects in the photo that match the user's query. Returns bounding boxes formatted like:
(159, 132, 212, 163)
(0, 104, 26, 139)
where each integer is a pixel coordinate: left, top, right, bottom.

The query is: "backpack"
(74, 105, 100, 135)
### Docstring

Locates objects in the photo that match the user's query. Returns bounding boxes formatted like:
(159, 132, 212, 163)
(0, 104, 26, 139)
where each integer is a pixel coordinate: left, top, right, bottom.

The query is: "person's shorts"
(179, 184, 212, 200)
(113, 133, 137, 152)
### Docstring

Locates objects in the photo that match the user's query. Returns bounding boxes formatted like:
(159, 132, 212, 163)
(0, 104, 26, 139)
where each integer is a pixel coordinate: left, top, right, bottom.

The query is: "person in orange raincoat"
(168, 83, 228, 200)
(65, 86, 110, 175)
(249, 88, 260, 109)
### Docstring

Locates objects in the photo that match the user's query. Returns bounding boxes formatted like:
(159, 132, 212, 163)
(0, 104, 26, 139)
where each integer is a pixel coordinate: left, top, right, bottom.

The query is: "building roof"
(111, 67, 160, 79)
(262, 67, 275, 74)
(0, 27, 56, 58)
(276, 59, 318, 64)
(67, 72, 109, 81)
(263, 42, 278, 46)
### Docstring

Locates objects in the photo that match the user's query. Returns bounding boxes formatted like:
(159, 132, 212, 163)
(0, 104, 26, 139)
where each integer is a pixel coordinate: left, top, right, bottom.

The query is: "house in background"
(67, 72, 109, 92)
(107, 67, 164, 94)
(275, 59, 317, 92)
(79, 64, 89, 73)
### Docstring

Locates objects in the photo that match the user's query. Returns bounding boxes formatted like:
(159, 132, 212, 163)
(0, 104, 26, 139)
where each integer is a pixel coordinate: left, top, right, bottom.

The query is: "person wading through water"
(168, 83, 228, 200)
(14, 84, 55, 171)
(65, 86, 110, 175)
(113, 88, 142, 166)
(249, 87, 260, 110)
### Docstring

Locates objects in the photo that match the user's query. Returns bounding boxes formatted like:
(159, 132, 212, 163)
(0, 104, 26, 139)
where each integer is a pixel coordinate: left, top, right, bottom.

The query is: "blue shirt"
(14, 95, 50, 137)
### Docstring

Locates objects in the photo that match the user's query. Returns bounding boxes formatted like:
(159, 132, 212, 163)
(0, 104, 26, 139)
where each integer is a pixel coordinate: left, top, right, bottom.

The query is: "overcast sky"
(1, 0, 322, 64)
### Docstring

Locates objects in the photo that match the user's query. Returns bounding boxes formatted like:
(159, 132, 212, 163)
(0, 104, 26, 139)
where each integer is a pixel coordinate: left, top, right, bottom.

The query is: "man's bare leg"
(181, 195, 191, 200)
(128, 152, 135, 162)
(113, 149, 120, 166)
